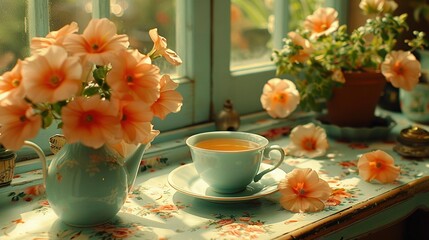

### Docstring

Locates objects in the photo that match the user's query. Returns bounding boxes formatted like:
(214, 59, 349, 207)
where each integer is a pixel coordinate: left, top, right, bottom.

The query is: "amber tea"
(195, 138, 259, 151)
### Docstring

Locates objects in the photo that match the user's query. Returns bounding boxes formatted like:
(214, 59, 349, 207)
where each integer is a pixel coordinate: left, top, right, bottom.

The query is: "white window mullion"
(325, 0, 349, 24)
(273, 0, 290, 49)
(27, 0, 49, 38)
(92, 0, 110, 19)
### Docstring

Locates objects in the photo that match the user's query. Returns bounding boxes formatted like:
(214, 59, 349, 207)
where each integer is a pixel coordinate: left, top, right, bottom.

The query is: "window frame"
(18, 0, 211, 160)
(212, 0, 348, 117)
(17, 0, 348, 162)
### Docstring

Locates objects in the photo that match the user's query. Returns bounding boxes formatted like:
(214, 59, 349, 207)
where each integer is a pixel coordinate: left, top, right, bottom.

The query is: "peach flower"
(0, 60, 24, 102)
(304, 7, 339, 38)
(357, 150, 400, 184)
(278, 168, 332, 213)
(31, 22, 78, 53)
(359, 0, 397, 15)
(381, 50, 421, 91)
(148, 28, 182, 66)
(287, 123, 329, 158)
(0, 98, 41, 150)
(120, 100, 159, 144)
(260, 78, 300, 118)
(21, 46, 82, 103)
(151, 75, 183, 119)
(61, 95, 122, 148)
(288, 32, 313, 63)
(63, 18, 129, 65)
(108, 50, 161, 105)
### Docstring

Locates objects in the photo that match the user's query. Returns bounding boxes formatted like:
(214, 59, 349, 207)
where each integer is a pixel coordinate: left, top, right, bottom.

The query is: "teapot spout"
(123, 143, 150, 191)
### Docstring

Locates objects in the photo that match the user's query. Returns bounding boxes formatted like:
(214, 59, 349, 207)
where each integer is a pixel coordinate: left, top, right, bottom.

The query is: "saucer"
(313, 115, 396, 141)
(167, 163, 286, 202)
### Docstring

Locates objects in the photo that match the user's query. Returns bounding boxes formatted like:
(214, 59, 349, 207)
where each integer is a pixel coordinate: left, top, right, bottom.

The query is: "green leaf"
(83, 86, 100, 97)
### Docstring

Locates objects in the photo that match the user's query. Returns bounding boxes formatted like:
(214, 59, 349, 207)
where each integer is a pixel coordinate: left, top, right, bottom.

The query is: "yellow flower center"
(293, 182, 306, 196)
(370, 160, 383, 169)
(393, 62, 404, 75)
(19, 115, 27, 122)
(92, 44, 99, 51)
(11, 79, 20, 87)
(49, 75, 61, 87)
(301, 137, 317, 151)
(274, 93, 288, 103)
(85, 114, 94, 122)
(127, 75, 133, 82)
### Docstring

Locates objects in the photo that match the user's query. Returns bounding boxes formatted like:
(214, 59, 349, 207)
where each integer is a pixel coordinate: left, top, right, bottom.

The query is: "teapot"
(29, 135, 150, 226)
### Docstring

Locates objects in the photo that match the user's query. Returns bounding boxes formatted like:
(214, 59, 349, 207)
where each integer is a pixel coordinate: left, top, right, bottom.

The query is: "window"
(212, 0, 347, 119)
(1, 0, 346, 161)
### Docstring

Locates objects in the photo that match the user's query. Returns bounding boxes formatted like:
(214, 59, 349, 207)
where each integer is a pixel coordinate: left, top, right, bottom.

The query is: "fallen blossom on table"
(286, 123, 329, 158)
(278, 168, 332, 213)
(357, 150, 400, 184)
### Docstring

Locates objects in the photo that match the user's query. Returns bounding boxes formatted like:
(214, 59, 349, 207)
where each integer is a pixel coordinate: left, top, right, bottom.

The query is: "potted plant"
(271, 0, 427, 127)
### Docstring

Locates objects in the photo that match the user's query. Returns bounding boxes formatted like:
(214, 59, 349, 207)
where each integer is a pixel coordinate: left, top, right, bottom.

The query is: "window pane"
(230, 0, 325, 68)
(288, 0, 325, 30)
(111, 0, 177, 75)
(230, 0, 273, 68)
(0, 1, 27, 73)
(50, 0, 91, 35)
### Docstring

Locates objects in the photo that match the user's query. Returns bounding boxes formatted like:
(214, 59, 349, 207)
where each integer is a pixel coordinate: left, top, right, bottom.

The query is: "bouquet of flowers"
(0, 18, 183, 150)
(271, 0, 427, 112)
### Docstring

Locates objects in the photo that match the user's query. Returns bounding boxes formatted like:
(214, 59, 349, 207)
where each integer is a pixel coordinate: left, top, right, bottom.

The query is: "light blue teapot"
(31, 135, 150, 227)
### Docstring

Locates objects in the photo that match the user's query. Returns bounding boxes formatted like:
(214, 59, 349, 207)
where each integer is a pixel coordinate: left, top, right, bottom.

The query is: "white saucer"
(167, 163, 286, 202)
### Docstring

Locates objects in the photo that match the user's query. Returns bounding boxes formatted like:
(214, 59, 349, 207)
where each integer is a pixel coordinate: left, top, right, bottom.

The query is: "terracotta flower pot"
(326, 71, 386, 127)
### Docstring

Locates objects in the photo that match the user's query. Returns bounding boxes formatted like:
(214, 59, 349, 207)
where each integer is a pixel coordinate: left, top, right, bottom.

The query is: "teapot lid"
(0, 144, 16, 160)
(397, 126, 429, 147)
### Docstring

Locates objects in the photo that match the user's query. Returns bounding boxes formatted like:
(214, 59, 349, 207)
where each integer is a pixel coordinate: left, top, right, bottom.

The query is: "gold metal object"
(215, 99, 240, 131)
(394, 126, 429, 158)
(0, 145, 17, 187)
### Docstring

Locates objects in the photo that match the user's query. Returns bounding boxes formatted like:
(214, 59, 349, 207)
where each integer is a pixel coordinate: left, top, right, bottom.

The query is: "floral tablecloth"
(1, 115, 429, 240)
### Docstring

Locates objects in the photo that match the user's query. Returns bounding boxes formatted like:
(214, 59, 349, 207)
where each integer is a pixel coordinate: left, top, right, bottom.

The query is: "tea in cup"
(186, 131, 285, 194)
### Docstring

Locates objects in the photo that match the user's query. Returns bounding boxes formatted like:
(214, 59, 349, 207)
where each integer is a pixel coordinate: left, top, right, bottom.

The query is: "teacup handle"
(254, 145, 285, 182)
(23, 141, 47, 185)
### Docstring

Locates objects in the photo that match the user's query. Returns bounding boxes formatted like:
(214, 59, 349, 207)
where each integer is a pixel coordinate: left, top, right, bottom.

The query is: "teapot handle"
(23, 141, 47, 185)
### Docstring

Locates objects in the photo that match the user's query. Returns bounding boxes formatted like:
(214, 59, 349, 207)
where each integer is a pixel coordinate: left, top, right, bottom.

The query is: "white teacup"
(186, 131, 285, 194)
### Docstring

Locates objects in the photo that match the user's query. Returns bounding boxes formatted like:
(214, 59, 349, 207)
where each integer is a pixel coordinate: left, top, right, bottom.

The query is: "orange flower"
(0, 98, 41, 150)
(0, 60, 24, 102)
(381, 50, 421, 91)
(357, 150, 400, 183)
(287, 123, 329, 158)
(108, 50, 161, 105)
(120, 100, 159, 144)
(31, 22, 78, 54)
(151, 75, 183, 119)
(288, 32, 313, 63)
(63, 18, 129, 65)
(21, 46, 82, 103)
(260, 78, 300, 118)
(24, 184, 46, 196)
(304, 7, 339, 38)
(61, 95, 122, 148)
(148, 28, 182, 66)
(278, 168, 332, 213)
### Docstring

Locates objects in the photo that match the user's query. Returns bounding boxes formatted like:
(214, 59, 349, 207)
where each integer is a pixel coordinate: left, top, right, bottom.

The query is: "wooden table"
(1, 110, 428, 239)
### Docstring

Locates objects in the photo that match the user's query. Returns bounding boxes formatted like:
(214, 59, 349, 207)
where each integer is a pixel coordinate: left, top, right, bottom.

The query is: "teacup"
(186, 131, 285, 194)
